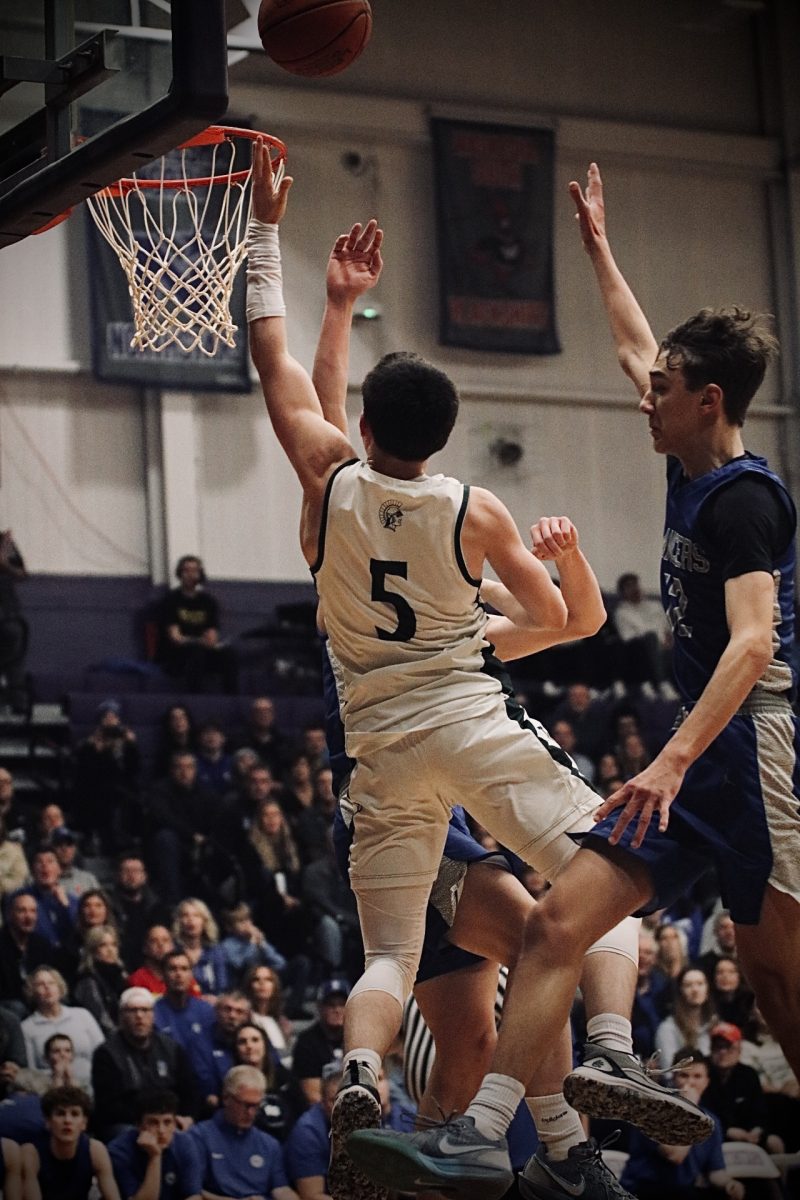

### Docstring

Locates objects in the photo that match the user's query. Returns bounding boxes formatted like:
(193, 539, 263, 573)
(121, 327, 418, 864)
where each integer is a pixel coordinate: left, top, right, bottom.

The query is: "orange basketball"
(258, 0, 372, 77)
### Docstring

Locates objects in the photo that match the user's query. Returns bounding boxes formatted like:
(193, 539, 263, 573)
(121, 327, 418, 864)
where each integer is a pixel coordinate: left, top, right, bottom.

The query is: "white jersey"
(314, 460, 502, 754)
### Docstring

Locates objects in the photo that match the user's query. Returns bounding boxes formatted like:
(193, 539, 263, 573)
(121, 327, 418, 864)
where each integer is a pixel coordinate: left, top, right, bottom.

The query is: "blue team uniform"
(153, 995, 217, 1052)
(108, 1126, 204, 1200)
(587, 454, 799, 925)
(31, 1130, 93, 1200)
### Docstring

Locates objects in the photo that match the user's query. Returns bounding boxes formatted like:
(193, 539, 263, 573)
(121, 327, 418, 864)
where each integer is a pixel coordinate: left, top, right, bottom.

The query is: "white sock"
(245, 219, 286, 322)
(526, 1094, 584, 1162)
(466, 1073, 526, 1140)
(342, 1047, 381, 1084)
(586, 1012, 633, 1055)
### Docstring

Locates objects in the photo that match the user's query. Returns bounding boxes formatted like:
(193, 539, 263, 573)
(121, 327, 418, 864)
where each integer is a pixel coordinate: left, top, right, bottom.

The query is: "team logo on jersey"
(379, 500, 404, 531)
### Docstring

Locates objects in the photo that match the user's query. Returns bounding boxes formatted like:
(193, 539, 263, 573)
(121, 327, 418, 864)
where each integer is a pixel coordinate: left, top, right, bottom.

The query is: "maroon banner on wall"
(431, 118, 560, 355)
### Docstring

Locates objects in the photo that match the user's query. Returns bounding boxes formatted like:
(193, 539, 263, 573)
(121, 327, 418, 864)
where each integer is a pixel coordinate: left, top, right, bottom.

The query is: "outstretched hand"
(593, 754, 687, 848)
(531, 516, 579, 561)
(252, 137, 293, 224)
(326, 220, 384, 303)
(568, 161, 607, 252)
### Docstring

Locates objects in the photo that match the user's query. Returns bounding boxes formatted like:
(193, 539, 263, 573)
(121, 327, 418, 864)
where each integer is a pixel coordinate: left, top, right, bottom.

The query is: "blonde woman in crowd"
(172, 896, 229, 998)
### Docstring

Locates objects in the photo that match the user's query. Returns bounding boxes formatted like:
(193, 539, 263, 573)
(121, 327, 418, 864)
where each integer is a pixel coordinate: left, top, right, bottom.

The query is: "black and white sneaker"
(519, 1137, 637, 1199)
(346, 1114, 514, 1200)
(328, 1060, 386, 1200)
(563, 1042, 714, 1145)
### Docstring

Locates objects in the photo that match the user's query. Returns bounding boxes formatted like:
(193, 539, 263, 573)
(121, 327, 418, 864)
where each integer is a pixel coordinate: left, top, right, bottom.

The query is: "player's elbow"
(540, 592, 569, 631)
(738, 631, 774, 678)
(569, 603, 606, 640)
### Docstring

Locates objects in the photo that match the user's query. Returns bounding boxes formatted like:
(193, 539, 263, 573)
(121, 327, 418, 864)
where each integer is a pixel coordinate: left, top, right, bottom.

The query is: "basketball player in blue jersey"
(344, 166, 800, 1196)
(245, 142, 709, 1200)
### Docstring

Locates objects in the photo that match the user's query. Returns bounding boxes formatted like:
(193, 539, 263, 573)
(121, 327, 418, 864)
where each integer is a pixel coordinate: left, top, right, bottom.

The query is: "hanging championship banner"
(431, 118, 560, 355)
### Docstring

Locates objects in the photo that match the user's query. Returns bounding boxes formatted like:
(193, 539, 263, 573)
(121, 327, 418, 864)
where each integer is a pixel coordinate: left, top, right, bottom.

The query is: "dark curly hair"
(659, 306, 778, 426)
(361, 352, 459, 461)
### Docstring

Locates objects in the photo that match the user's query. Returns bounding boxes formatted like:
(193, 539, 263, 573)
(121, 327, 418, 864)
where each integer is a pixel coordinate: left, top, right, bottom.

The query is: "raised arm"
(569, 163, 658, 397)
(247, 140, 356, 502)
(481, 516, 606, 661)
(312, 220, 383, 435)
(462, 489, 567, 632)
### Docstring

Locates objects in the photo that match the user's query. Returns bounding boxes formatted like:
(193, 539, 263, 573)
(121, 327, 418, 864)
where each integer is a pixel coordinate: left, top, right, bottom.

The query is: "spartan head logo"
(379, 500, 404, 531)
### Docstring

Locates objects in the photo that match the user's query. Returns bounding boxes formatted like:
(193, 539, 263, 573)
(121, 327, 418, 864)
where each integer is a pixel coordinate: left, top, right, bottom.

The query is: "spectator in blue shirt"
(108, 1088, 203, 1200)
(284, 1062, 340, 1199)
(153, 951, 216, 1054)
(621, 1054, 745, 1200)
(13, 846, 78, 951)
(190, 1065, 298, 1200)
(184, 991, 252, 1111)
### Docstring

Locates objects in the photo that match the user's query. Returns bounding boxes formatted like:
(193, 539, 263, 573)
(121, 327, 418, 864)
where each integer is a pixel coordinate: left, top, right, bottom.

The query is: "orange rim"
(96, 127, 286, 197)
(32, 207, 74, 235)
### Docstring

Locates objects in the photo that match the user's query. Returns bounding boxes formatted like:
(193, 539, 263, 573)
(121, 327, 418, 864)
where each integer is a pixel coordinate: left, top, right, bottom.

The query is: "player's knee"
(351, 954, 415, 1007)
(523, 901, 585, 963)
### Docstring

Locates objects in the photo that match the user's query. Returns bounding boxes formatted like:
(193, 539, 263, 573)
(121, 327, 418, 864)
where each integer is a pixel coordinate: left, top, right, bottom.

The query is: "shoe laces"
(414, 1098, 462, 1130)
(580, 1133, 635, 1199)
(641, 1049, 694, 1093)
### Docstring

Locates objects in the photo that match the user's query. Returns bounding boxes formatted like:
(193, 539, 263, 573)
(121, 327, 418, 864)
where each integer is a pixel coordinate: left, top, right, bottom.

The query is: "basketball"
(258, 0, 372, 78)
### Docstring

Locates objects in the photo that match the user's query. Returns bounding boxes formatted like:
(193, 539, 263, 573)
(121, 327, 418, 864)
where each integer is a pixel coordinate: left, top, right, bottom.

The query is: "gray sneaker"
(346, 1114, 514, 1200)
(564, 1042, 714, 1145)
(328, 1061, 386, 1200)
(520, 1138, 637, 1200)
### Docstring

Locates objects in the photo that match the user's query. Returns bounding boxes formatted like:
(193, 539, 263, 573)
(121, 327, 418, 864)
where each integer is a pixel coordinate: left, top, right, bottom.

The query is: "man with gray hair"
(189, 1064, 299, 1200)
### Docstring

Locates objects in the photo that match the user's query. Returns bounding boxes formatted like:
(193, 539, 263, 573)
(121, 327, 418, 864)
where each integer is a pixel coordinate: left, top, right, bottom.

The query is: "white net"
(86, 130, 285, 357)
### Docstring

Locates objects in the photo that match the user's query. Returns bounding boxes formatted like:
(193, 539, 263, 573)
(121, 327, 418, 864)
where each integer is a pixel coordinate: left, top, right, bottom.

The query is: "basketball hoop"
(86, 126, 286, 356)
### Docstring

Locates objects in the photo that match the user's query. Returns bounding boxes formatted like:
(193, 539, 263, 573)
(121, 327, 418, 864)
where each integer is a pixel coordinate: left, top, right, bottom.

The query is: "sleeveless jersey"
(313, 460, 501, 754)
(33, 1131, 93, 1200)
(661, 453, 796, 704)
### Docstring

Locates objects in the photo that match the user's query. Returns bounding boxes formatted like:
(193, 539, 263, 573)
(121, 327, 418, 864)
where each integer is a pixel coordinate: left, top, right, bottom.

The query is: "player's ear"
(700, 383, 723, 413)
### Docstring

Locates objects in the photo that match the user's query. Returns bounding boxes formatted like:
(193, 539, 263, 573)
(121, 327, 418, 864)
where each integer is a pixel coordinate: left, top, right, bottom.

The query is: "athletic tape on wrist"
(246, 219, 286, 321)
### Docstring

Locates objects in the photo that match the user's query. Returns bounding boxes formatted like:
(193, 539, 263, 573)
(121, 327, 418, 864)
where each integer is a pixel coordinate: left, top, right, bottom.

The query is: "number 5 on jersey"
(370, 559, 417, 641)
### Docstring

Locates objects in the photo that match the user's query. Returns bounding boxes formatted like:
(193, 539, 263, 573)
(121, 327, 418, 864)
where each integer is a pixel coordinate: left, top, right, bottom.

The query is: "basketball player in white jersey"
(245, 142, 710, 1200)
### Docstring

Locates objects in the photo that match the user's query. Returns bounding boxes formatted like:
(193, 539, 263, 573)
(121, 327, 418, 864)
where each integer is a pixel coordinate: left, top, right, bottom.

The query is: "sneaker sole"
(347, 1135, 513, 1200)
(329, 1087, 386, 1200)
(564, 1069, 714, 1145)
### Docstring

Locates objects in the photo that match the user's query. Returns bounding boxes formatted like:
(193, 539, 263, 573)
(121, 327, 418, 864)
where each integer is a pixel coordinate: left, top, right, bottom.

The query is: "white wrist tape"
(245, 218, 286, 322)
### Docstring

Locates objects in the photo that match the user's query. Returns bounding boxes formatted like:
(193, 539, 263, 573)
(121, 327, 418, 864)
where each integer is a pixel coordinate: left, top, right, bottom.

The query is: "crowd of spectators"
(0, 653, 798, 1196)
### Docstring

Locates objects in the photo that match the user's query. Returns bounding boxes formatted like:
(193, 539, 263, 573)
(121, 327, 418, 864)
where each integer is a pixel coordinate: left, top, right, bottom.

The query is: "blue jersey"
(33, 1131, 93, 1200)
(662, 453, 796, 703)
(190, 1111, 288, 1197)
(108, 1127, 204, 1200)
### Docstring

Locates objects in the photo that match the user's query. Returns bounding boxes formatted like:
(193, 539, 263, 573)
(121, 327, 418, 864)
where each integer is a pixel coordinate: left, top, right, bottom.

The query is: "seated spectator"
(617, 730, 652, 779)
(0, 767, 25, 845)
(741, 1005, 800, 1153)
(184, 990, 252, 1111)
(172, 897, 229, 998)
(128, 924, 184, 997)
(153, 704, 196, 780)
(194, 721, 233, 797)
(219, 902, 286, 983)
(698, 908, 739, 981)
(242, 964, 293, 1063)
(0, 812, 28, 906)
(292, 980, 348, 1106)
(705, 1022, 784, 1154)
(10, 1031, 83, 1097)
(75, 887, 119, 947)
(0, 1135, 21, 1200)
(13, 845, 78, 952)
(620, 1054, 744, 1200)
(49, 827, 99, 901)
(238, 696, 291, 777)
(594, 751, 622, 793)
(223, 747, 262, 819)
(279, 755, 316, 821)
(232, 763, 279, 840)
(91, 987, 197, 1141)
(0, 1005, 26, 1084)
(145, 752, 217, 906)
(655, 966, 717, 1070)
(107, 1087, 204, 1200)
(153, 950, 216, 1053)
(301, 833, 362, 983)
(36, 802, 67, 845)
(551, 682, 607, 760)
(654, 920, 690, 988)
(0, 893, 66, 1015)
(21, 1085, 120, 1200)
(550, 718, 595, 783)
(710, 957, 754, 1031)
(158, 555, 237, 694)
(109, 854, 169, 974)
(73, 700, 140, 853)
(21, 966, 103, 1080)
(632, 927, 672, 1059)
(189, 1065, 298, 1200)
(247, 799, 311, 948)
(612, 571, 676, 700)
(284, 1061, 342, 1196)
(232, 1022, 305, 1143)
(73, 924, 128, 1035)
